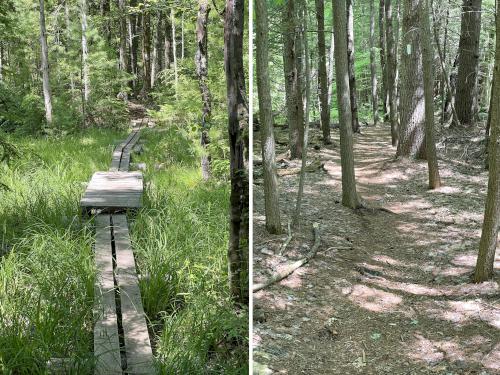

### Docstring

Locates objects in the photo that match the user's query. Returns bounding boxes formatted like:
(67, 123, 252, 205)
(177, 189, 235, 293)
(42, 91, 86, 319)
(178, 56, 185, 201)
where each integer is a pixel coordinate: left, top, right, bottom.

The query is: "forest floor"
(253, 122, 500, 375)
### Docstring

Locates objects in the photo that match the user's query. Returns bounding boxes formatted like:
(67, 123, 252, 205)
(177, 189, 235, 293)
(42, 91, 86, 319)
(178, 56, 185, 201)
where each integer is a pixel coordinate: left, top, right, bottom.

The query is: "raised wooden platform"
(81, 171, 143, 211)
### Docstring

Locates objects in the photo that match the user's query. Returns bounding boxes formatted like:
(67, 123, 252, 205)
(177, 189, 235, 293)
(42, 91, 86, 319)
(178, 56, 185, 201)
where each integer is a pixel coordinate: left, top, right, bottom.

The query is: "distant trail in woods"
(253, 124, 499, 375)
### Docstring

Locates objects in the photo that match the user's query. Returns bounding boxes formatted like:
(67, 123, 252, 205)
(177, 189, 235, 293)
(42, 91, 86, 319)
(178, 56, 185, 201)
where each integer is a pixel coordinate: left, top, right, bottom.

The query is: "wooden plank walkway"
(86, 121, 154, 374)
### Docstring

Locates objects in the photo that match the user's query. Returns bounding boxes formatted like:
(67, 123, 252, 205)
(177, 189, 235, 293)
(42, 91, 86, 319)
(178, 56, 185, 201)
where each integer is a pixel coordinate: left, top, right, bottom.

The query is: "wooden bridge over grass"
(81, 118, 154, 374)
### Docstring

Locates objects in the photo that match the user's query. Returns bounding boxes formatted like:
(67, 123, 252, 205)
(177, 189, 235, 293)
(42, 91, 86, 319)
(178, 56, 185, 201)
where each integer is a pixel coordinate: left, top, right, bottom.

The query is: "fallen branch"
(278, 221, 293, 255)
(253, 223, 321, 292)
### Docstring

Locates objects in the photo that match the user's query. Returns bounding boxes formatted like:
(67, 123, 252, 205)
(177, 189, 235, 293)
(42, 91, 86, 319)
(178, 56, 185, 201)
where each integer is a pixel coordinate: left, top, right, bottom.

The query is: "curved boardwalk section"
(81, 123, 154, 374)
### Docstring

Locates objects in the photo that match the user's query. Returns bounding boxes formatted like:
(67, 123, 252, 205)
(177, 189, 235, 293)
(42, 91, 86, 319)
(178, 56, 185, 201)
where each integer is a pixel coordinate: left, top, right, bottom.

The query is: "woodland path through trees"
(81, 111, 154, 374)
(253, 124, 500, 374)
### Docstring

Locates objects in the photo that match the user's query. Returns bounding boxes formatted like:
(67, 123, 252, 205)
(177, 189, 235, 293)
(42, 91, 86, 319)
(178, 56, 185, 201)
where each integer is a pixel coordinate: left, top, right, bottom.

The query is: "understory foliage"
(131, 129, 248, 373)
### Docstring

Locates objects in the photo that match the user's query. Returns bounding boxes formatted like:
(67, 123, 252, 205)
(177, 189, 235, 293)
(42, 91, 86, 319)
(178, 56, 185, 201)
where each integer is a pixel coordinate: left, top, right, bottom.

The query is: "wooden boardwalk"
(83, 122, 155, 374)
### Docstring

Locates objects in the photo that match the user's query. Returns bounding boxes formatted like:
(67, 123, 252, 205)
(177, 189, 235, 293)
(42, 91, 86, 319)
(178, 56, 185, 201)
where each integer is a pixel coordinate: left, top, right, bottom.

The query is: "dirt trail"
(253, 124, 500, 375)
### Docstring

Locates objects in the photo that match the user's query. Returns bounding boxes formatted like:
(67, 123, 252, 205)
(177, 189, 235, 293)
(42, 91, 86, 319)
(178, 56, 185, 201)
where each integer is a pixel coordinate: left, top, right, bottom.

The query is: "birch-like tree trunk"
(474, 0, 500, 282)
(196, 0, 212, 180)
(127, 0, 138, 89)
(39, 0, 53, 125)
(118, 0, 129, 74)
(224, 0, 248, 305)
(327, 25, 335, 108)
(81, 0, 89, 126)
(171, 8, 178, 99)
(141, 9, 151, 94)
(315, 0, 330, 143)
(256, 0, 281, 233)
(181, 12, 185, 60)
(379, 0, 389, 122)
(332, 0, 361, 209)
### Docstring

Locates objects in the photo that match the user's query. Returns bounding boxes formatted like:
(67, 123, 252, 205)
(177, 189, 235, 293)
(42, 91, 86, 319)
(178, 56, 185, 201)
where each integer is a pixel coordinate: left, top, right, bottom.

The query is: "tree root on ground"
(253, 223, 321, 293)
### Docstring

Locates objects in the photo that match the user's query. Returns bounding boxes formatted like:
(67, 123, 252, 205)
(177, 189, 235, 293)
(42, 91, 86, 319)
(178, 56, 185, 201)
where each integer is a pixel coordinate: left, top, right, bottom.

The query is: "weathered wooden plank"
(93, 215, 122, 375)
(81, 172, 143, 209)
(112, 215, 154, 374)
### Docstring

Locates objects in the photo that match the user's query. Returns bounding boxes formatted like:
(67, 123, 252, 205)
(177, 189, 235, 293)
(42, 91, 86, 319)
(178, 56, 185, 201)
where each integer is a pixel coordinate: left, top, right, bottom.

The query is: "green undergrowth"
(129, 127, 248, 374)
(0, 128, 125, 373)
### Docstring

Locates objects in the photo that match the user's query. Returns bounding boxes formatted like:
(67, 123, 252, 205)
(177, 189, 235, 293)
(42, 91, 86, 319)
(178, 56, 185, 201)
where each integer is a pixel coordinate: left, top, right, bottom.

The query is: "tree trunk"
(164, 12, 172, 70)
(81, 0, 89, 127)
(422, 0, 441, 189)
(224, 0, 248, 305)
(379, 0, 389, 122)
(315, 0, 331, 143)
(332, 0, 361, 209)
(327, 25, 335, 108)
(370, 0, 379, 126)
(127, 0, 138, 90)
(283, 0, 304, 159)
(474, 1, 500, 282)
(484, 75, 495, 170)
(346, 0, 360, 133)
(141, 10, 151, 94)
(385, 0, 398, 146)
(118, 0, 129, 74)
(39, 0, 53, 125)
(0, 42, 3, 82)
(397, 0, 425, 159)
(181, 12, 185, 60)
(294, 0, 311, 227)
(256, 0, 282, 234)
(454, 0, 482, 127)
(196, 0, 212, 181)
(171, 8, 178, 99)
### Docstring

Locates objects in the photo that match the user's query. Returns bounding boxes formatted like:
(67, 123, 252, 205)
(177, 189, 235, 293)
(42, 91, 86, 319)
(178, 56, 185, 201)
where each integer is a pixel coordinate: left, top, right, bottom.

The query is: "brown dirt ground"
(253, 123, 500, 375)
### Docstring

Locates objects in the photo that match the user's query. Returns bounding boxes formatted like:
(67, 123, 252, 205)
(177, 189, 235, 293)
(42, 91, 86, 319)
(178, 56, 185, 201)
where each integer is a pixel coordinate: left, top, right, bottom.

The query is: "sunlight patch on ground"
(348, 284, 403, 313)
(422, 300, 500, 329)
(482, 343, 500, 371)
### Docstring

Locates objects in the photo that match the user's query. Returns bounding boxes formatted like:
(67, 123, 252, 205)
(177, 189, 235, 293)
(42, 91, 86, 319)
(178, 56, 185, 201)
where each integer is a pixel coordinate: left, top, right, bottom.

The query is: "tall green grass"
(130, 128, 248, 374)
(0, 127, 247, 374)
(0, 129, 124, 373)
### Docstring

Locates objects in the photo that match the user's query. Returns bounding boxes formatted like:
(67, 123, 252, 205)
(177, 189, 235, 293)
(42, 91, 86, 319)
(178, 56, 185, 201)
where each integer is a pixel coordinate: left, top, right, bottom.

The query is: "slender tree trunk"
(39, 0, 53, 125)
(127, 0, 138, 89)
(196, 0, 212, 180)
(485, 75, 495, 170)
(294, 0, 311, 227)
(346, 0, 360, 133)
(164, 12, 172, 70)
(454, 0, 482, 127)
(315, 0, 331, 143)
(332, 0, 361, 209)
(422, 0, 441, 189)
(474, 1, 500, 282)
(385, 0, 398, 146)
(181, 12, 185, 60)
(379, 0, 389, 122)
(283, 0, 304, 159)
(256, 0, 282, 234)
(81, 0, 89, 127)
(225, 0, 248, 305)
(171, 8, 178, 99)
(327, 25, 335, 108)
(118, 0, 129, 74)
(370, 0, 379, 126)
(397, 0, 425, 158)
(100, 0, 111, 44)
(0, 42, 3, 82)
(154, 12, 164, 85)
(141, 10, 151, 94)
(440, 3, 450, 124)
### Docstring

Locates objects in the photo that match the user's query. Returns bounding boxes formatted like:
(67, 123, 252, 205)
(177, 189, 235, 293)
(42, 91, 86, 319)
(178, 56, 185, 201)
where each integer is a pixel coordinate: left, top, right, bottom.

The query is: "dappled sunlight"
(483, 343, 500, 371)
(348, 284, 405, 313)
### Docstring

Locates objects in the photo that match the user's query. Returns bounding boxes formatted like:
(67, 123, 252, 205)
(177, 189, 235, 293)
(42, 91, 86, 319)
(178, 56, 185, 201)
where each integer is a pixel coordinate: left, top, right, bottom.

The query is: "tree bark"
(127, 0, 138, 89)
(224, 0, 249, 305)
(346, 0, 360, 133)
(422, 0, 441, 189)
(141, 9, 151, 94)
(454, 0, 482, 127)
(385, 0, 398, 146)
(164, 11, 172, 70)
(118, 0, 129, 74)
(315, 0, 331, 143)
(196, 0, 212, 180)
(379, 0, 389, 122)
(327, 25, 335, 108)
(181, 12, 185, 60)
(283, 0, 304, 159)
(370, 0, 379, 126)
(332, 0, 361, 209)
(397, 0, 425, 159)
(81, 0, 89, 126)
(474, 0, 500, 282)
(256, 0, 282, 234)
(171, 8, 178, 99)
(39, 0, 53, 125)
